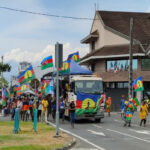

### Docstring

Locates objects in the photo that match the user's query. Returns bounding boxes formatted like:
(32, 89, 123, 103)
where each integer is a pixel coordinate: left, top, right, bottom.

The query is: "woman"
(140, 101, 148, 127)
(106, 97, 112, 116)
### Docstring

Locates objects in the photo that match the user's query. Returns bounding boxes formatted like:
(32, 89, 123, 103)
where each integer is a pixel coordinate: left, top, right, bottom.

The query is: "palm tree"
(0, 63, 11, 75)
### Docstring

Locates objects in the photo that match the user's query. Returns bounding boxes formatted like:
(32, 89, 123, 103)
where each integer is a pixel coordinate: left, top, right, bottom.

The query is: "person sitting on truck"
(69, 99, 76, 128)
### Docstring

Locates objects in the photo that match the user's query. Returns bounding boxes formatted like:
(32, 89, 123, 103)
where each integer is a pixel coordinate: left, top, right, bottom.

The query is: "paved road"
(48, 112, 150, 150)
(1, 112, 150, 150)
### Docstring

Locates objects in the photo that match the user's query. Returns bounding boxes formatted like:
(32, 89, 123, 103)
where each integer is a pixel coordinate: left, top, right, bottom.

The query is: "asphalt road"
(48, 112, 150, 150)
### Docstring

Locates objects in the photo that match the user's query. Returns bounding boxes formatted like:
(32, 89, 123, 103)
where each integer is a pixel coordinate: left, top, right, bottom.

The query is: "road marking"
(88, 130, 105, 136)
(114, 119, 139, 127)
(47, 121, 106, 150)
(93, 124, 103, 129)
(106, 128, 150, 143)
(129, 129, 150, 135)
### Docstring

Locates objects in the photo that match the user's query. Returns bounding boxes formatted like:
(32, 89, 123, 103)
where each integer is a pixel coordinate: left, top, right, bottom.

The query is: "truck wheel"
(95, 118, 101, 123)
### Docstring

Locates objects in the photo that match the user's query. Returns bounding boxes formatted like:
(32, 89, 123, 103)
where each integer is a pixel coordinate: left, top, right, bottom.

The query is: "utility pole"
(129, 18, 134, 99)
(55, 42, 63, 136)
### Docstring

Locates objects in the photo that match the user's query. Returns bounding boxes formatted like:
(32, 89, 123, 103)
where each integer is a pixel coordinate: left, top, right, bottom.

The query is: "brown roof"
(82, 44, 144, 60)
(94, 71, 150, 82)
(99, 11, 150, 44)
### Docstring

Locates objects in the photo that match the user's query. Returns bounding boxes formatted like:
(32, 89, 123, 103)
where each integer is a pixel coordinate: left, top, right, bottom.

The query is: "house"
(81, 11, 150, 110)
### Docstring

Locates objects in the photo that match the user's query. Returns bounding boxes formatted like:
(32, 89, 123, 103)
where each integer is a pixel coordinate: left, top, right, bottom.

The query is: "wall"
(90, 13, 129, 52)
(94, 60, 106, 72)
(106, 88, 128, 111)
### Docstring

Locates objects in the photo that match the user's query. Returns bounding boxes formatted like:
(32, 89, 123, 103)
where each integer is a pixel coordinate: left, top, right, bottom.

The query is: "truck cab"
(65, 75, 105, 122)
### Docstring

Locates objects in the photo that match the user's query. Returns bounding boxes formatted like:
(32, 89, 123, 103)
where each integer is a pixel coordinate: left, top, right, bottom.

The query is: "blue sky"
(0, 0, 150, 80)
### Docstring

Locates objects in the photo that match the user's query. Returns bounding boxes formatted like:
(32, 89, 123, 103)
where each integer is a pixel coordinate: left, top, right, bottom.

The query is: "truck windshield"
(75, 80, 103, 94)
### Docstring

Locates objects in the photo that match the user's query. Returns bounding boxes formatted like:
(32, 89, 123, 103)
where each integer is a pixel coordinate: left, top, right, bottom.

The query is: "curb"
(46, 121, 76, 150)
(56, 138, 76, 150)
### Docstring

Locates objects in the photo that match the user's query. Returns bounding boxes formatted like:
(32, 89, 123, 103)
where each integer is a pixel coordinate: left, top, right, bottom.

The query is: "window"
(91, 63, 95, 72)
(91, 41, 95, 50)
(141, 59, 150, 71)
(107, 59, 138, 72)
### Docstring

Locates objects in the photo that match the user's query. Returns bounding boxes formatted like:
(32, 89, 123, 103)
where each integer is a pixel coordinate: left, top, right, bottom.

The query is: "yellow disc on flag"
(82, 98, 96, 109)
(72, 55, 77, 61)
(24, 70, 32, 79)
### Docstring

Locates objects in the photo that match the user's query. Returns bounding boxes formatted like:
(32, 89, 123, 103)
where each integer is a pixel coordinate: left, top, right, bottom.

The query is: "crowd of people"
(0, 93, 76, 128)
(105, 95, 150, 127)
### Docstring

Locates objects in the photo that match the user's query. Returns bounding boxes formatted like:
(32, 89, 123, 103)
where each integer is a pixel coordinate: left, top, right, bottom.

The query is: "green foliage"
(0, 77, 9, 88)
(0, 63, 11, 73)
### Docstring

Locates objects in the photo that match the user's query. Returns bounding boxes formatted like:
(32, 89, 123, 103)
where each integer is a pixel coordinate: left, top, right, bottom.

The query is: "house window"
(141, 59, 150, 71)
(91, 41, 95, 50)
(91, 63, 95, 72)
(107, 59, 138, 72)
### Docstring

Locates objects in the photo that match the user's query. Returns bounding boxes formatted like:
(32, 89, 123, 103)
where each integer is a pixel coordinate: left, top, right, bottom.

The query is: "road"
(48, 112, 150, 150)
(1, 113, 150, 150)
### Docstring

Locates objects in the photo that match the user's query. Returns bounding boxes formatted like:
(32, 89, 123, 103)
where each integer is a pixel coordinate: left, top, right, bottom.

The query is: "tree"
(0, 77, 9, 88)
(0, 63, 11, 75)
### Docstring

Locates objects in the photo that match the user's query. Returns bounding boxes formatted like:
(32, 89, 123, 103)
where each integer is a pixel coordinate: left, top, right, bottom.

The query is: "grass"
(0, 121, 72, 150)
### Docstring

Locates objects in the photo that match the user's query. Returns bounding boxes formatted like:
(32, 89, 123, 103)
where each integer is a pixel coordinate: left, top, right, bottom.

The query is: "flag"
(132, 76, 144, 92)
(1, 88, 9, 106)
(67, 52, 80, 62)
(21, 83, 29, 92)
(75, 92, 104, 116)
(16, 85, 22, 96)
(132, 97, 139, 109)
(59, 60, 70, 75)
(17, 65, 35, 84)
(46, 80, 54, 95)
(41, 56, 53, 70)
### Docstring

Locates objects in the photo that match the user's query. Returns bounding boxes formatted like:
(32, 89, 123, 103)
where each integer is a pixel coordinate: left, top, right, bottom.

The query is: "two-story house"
(81, 11, 150, 110)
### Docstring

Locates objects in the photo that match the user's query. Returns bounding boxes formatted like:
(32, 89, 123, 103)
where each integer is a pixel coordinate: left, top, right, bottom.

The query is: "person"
(38, 100, 42, 122)
(124, 98, 134, 127)
(106, 97, 112, 116)
(60, 96, 65, 123)
(120, 95, 125, 118)
(140, 100, 148, 127)
(41, 96, 48, 122)
(47, 94, 52, 121)
(22, 97, 29, 121)
(69, 99, 76, 128)
(51, 96, 56, 122)
(17, 97, 23, 120)
(29, 97, 34, 121)
(11, 98, 17, 120)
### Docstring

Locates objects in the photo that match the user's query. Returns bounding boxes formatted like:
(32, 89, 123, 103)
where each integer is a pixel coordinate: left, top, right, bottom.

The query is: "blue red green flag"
(41, 56, 53, 70)
(67, 52, 80, 62)
(75, 92, 104, 116)
(132, 76, 144, 92)
(17, 65, 35, 84)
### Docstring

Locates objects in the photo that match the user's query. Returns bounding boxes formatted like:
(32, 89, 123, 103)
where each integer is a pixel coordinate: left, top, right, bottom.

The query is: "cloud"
(147, 6, 150, 12)
(4, 43, 89, 65)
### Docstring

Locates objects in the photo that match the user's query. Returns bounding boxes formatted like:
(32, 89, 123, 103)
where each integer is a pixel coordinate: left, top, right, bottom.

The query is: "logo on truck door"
(82, 98, 96, 109)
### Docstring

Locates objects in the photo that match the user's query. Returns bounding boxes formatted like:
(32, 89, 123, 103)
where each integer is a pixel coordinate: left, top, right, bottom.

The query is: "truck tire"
(95, 118, 101, 123)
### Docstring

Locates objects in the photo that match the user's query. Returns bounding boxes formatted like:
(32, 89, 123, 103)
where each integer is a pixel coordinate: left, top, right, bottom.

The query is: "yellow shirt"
(140, 105, 148, 120)
(42, 99, 48, 111)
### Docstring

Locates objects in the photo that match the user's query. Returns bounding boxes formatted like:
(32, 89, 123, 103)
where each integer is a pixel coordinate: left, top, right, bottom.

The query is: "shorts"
(70, 112, 75, 123)
(121, 108, 124, 113)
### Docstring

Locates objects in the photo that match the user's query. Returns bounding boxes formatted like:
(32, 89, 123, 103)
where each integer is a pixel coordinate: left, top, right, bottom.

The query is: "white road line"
(88, 130, 105, 136)
(93, 124, 103, 129)
(129, 129, 150, 135)
(114, 119, 139, 127)
(47, 121, 106, 150)
(106, 128, 150, 143)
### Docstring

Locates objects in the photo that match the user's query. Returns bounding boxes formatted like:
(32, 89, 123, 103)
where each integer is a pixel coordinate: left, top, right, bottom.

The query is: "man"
(60, 96, 65, 123)
(22, 97, 29, 121)
(29, 96, 34, 121)
(69, 99, 76, 128)
(120, 95, 125, 118)
(41, 96, 48, 122)
(47, 94, 52, 121)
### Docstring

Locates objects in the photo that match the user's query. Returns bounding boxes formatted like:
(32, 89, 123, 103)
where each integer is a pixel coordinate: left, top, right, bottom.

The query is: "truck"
(63, 75, 105, 122)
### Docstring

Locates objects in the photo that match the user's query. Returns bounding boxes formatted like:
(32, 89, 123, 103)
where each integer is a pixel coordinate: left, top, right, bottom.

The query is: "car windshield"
(75, 80, 103, 94)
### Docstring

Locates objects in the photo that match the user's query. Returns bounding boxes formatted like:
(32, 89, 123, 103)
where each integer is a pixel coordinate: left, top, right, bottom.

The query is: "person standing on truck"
(69, 99, 76, 128)
(106, 97, 112, 116)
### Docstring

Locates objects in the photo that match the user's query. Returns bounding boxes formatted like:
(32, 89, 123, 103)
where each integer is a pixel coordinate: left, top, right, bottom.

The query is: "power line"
(0, 6, 94, 20)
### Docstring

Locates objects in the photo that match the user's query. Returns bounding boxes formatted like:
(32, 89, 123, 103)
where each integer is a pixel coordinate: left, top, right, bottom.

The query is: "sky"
(0, 0, 150, 81)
